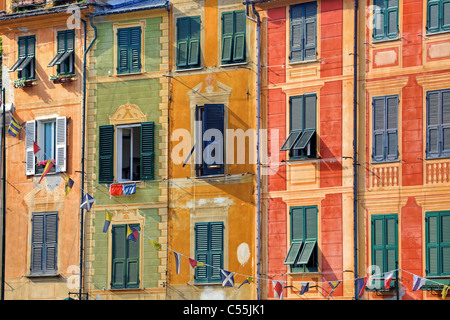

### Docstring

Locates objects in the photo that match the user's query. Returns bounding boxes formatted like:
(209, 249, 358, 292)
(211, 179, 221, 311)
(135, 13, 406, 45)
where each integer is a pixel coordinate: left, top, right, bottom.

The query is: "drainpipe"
(79, 14, 97, 300)
(352, 0, 359, 300)
(245, 2, 261, 300)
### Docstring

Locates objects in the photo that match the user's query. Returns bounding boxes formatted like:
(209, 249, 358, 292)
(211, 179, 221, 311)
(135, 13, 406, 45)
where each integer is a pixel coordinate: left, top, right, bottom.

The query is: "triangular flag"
(272, 280, 284, 300)
(173, 251, 181, 274)
(189, 258, 205, 268)
(33, 141, 41, 154)
(329, 281, 341, 295)
(8, 115, 21, 137)
(65, 176, 74, 196)
(300, 282, 309, 295)
(356, 277, 368, 298)
(38, 159, 55, 183)
(220, 269, 234, 287)
(238, 277, 253, 289)
(80, 193, 95, 211)
(412, 274, 427, 291)
(384, 271, 394, 290)
(103, 211, 113, 233)
(126, 225, 138, 242)
(442, 285, 449, 300)
(149, 239, 161, 251)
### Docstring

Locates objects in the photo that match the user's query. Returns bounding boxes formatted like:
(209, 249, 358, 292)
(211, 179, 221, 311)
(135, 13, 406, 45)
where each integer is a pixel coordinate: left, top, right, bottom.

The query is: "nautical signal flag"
(238, 277, 253, 289)
(149, 239, 161, 251)
(126, 225, 138, 242)
(272, 280, 284, 300)
(7, 115, 21, 137)
(33, 141, 41, 155)
(442, 285, 449, 300)
(412, 274, 427, 291)
(103, 211, 113, 233)
(80, 193, 95, 211)
(65, 176, 74, 196)
(356, 277, 368, 298)
(220, 269, 234, 287)
(173, 251, 181, 274)
(328, 281, 341, 295)
(38, 159, 55, 183)
(384, 271, 394, 290)
(189, 258, 205, 268)
(300, 282, 309, 295)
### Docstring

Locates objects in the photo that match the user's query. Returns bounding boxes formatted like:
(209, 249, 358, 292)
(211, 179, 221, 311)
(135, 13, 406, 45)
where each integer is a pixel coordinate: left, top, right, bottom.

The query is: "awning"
(9, 57, 26, 72)
(15, 56, 33, 72)
(280, 129, 315, 152)
(48, 51, 72, 67)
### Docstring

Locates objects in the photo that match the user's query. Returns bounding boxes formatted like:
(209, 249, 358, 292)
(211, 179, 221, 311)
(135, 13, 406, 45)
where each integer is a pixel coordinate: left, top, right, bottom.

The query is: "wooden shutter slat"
(26, 120, 36, 175)
(140, 122, 154, 181)
(99, 125, 114, 183)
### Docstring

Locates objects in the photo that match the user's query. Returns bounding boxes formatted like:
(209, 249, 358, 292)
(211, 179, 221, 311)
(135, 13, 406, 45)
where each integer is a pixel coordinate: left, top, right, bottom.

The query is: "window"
(25, 117, 67, 175)
(177, 16, 201, 69)
(370, 214, 398, 289)
(111, 224, 140, 289)
(31, 212, 58, 275)
(195, 104, 224, 176)
(9, 35, 35, 80)
(98, 122, 154, 183)
(284, 206, 318, 272)
(427, 0, 450, 34)
(221, 10, 246, 65)
(280, 94, 317, 159)
(425, 211, 450, 277)
(48, 30, 75, 75)
(194, 222, 224, 283)
(117, 27, 142, 74)
(373, 0, 399, 41)
(426, 89, 450, 158)
(372, 95, 398, 162)
(289, 2, 317, 62)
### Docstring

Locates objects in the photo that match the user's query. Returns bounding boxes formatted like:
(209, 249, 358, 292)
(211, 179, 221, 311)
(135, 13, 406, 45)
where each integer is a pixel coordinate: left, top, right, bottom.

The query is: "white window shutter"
(55, 116, 67, 172)
(25, 120, 36, 175)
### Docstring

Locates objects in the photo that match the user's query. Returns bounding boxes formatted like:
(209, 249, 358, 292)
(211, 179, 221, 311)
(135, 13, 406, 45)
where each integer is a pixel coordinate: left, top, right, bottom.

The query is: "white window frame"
(116, 123, 140, 183)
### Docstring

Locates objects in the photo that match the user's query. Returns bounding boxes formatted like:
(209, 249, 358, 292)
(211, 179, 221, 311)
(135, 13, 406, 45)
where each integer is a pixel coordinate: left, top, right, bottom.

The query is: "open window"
(9, 35, 35, 80)
(48, 30, 75, 76)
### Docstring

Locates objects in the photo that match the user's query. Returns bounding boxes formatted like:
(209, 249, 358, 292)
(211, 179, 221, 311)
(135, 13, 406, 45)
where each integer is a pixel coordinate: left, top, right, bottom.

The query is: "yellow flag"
(442, 285, 449, 300)
(149, 239, 161, 251)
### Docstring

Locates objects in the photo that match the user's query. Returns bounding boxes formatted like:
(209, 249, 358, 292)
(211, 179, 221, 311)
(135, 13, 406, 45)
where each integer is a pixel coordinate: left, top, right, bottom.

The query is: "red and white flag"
(272, 280, 284, 300)
(384, 271, 394, 289)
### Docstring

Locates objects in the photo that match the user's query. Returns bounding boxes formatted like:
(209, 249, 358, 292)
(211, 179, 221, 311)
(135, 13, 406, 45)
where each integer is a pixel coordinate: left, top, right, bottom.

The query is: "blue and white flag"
(173, 251, 181, 274)
(80, 193, 95, 211)
(300, 282, 309, 295)
(221, 269, 234, 287)
(412, 274, 427, 291)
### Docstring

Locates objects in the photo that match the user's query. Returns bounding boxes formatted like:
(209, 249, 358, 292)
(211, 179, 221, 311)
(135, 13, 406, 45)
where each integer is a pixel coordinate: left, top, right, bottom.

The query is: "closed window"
(117, 27, 142, 74)
(371, 214, 398, 289)
(48, 30, 75, 75)
(194, 222, 224, 283)
(221, 10, 246, 65)
(9, 35, 35, 80)
(425, 211, 450, 277)
(372, 95, 398, 162)
(426, 89, 450, 158)
(280, 94, 317, 159)
(427, 0, 450, 34)
(373, 0, 399, 41)
(177, 16, 201, 69)
(289, 2, 317, 62)
(25, 117, 67, 175)
(284, 206, 318, 272)
(31, 212, 58, 275)
(98, 122, 154, 183)
(111, 224, 140, 289)
(195, 104, 224, 176)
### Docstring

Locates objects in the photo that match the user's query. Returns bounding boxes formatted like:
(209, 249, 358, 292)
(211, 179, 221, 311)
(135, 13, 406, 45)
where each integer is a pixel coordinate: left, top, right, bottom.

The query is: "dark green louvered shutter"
(290, 2, 316, 61)
(304, 2, 317, 61)
(386, 96, 398, 161)
(442, 214, 450, 275)
(188, 17, 201, 67)
(428, 0, 441, 33)
(140, 122, 154, 181)
(111, 225, 126, 288)
(373, 0, 385, 40)
(304, 93, 316, 130)
(426, 211, 450, 276)
(126, 224, 140, 288)
(177, 17, 190, 68)
(118, 28, 130, 74)
(221, 12, 234, 63)
(289, 4, 304, 61)
(443, 0, 450, 30)
(202, 104, 224, 176)
(117, 27, 141, 74)
(373, 97, 386, 161)
(99, 125, 114, 183)
(18, 37, 27, 58)
(195, 223, 209, 282)
(291, 207, 304, 241)
(31, 214, 44, 274)
(386, 0, 399, 38)
(233, 10, 246, 62)
(130, 27, 142, 73)
(290, 96, 303, 132)
(297, 206, 317, 265)
(427, 91, 440, 158)
(195, 222, 223, 283)
(210, 222, 224, 281)
(385, 215, 398, 272)
(442, 90, 450, 156)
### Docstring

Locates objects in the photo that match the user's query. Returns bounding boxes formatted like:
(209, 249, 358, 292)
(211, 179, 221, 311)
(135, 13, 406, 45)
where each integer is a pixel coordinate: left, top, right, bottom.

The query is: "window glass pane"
(132, 126, 141, 181)
(121, 128, 131, 180)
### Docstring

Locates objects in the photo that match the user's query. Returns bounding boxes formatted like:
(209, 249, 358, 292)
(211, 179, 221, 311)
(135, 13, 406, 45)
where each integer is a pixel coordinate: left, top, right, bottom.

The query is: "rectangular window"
(48, 30, 75, 75)
(373, 0, 399, 41)
(284, 206, 318, 272)
(195, 104, 224, 176)
(9, 35, 35, 80)
(425, 211, 450, 277)
(195, 222, 224, 283)
(31, 212, 58, 275)
(117, 27, 142, 74)
(372, 95, 398, 162)
(177, 16, 201, 69)
(370, 214, 398, 289)
(221, 10, 246, 65)
(111, 224, 140, 289)
(280, 94, 317, 159)
(25, 117, 67, 176)
(426, 89, 450, 158)
(427, 0, 450, 34)
(98, 122, 154, 183)
(289, 1, 317, 62)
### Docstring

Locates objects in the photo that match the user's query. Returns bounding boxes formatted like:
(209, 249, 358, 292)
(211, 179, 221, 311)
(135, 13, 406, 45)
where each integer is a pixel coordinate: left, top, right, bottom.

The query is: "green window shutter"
(385, 215, 398, 272)
(129, 27, 141, 73)
(426, 212, 440, 276)
(291, 207, 304, 241)
(304, 206, 317, 239)
(18, 37, 27, 58)
(57, 32, 66, 53)
(195, 223, 209, 282)
(99, 125, 114, 183)
(177, 17, 190, 68)
(210, 222, 224, 281)
(66, 30, 75, 52)
(303, 2, 317, 61)
(126, 224, 140, 288)
(221, 12, 234, 63)
(304, 93, 316, 130)
(188, 16, 201, 67)
(443, 0, 450, 30)
(233, 10, 246, 62)
(195, 222, 223, 283)
(290, 96, 303, 132)
(111, 225, 126, 288)
(373, 0, 385, 40)
(140, 122, 154, 181)
(442, 214, 450, 275)
(117, 28, 130, 74)
(428, 0, 441, 33)
(386, 0, 399, 38)
(289, 4, 304, 61)
(386, 96, 398, 161)
(373, 97, 386, 161)
(27, 36, 35, 57)
(202, 104, 224, 176)
(284, 242, 303, 265)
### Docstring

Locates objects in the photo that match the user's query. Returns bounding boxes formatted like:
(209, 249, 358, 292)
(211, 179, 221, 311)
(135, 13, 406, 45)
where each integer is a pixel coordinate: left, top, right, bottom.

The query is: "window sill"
(175, 67, 203, 73)
(25, 273, 61, 278)
(219, 61, 248, 68)
(372, 37, 401, 45)
(286, 271, 320, 276)
(370, 159, 400, 165)
(425, 29, 450, 38)
(193, 281, 222, 286)
(288, 59, 319, 67)
(115, 71, 143, 77)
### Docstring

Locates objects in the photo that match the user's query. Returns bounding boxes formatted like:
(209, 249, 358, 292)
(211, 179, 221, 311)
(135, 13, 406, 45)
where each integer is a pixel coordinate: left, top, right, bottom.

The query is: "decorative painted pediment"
(187, 75, 232, 104)
(109, 103, 147, 125)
